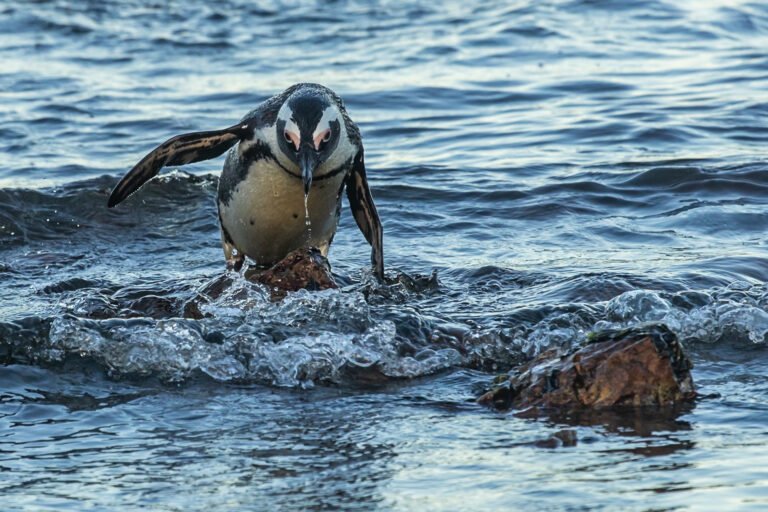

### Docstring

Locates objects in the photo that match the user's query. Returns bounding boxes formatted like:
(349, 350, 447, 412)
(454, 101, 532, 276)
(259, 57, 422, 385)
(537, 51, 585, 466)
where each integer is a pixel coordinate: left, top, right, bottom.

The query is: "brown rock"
(183, 247, 337, 318)
(478, 324, 695, 411)
(246, 247, 337, 298)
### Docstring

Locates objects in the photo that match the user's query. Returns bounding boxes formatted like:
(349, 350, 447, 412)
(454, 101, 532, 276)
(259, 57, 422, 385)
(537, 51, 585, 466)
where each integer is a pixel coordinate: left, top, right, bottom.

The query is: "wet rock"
(534, 429, 578, 449)
(183, 247, 337, 318)
(478, 324, 695, 411)
(246, 247, 337, 298)
(121, 295, 182, 319)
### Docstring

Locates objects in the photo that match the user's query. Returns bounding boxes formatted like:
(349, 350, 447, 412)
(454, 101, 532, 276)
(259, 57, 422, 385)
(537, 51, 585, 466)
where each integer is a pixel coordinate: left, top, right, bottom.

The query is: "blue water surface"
(1, 1, 768, 510)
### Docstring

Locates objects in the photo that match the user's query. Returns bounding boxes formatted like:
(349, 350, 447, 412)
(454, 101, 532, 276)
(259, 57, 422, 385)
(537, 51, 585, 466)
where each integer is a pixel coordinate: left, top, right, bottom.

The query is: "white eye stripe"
(285, 118, 299, 134)
(312, 106, 338, 140)
(277, 103, 293, 122)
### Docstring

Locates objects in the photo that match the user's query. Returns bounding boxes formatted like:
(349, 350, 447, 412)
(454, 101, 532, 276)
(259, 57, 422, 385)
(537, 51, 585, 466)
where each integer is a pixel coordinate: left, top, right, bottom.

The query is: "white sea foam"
(46, 283, 461, 386)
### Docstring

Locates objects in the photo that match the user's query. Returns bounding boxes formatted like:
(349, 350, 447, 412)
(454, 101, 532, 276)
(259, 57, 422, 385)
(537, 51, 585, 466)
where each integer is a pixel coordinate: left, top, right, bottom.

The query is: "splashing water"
(3, 0, 768, 508)
(19, 278, 462, 387)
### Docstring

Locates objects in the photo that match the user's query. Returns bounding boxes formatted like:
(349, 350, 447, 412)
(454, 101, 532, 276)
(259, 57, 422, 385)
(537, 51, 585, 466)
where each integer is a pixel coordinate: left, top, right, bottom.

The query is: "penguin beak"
(298, 146, 319, 196)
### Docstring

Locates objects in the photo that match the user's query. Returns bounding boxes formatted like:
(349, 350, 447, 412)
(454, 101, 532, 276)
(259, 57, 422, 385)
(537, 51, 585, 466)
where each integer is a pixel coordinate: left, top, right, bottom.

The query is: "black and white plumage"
(108, 83, 384, 280)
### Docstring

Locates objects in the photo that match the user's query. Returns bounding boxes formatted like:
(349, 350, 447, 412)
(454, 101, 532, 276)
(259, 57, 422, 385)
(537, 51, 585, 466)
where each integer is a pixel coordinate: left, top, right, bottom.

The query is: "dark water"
(2, 0, 768, 509)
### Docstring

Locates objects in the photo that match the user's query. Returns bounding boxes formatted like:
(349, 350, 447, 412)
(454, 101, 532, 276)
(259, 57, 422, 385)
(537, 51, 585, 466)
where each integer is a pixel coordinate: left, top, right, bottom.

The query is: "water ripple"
(2, 0, 768, 509)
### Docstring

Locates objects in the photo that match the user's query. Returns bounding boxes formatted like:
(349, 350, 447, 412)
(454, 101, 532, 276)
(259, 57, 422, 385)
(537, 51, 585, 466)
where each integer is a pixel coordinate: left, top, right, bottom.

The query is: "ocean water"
(2, 0, 768, 510)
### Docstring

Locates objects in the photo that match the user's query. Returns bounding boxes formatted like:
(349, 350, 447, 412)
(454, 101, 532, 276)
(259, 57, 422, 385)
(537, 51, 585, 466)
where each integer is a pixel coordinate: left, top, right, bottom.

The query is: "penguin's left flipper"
(108, 122, 252, 208)
(345, 149, 384, 281)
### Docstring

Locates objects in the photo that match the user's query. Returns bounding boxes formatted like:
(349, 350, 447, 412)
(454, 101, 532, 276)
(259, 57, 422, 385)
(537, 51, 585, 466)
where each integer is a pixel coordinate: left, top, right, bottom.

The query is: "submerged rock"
(478, 324, 695, 411)
(245, 246, 337, 297)
(183, 247, 337, 317)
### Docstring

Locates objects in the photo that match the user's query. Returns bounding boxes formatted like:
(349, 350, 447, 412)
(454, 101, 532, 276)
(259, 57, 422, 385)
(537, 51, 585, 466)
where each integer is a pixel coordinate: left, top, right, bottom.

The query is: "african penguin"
(107, 83, 384, 280)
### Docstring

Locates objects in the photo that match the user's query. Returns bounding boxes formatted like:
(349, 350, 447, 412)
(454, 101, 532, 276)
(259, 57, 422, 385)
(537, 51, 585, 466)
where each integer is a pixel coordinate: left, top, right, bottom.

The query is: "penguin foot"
(226, 254, 244, 272)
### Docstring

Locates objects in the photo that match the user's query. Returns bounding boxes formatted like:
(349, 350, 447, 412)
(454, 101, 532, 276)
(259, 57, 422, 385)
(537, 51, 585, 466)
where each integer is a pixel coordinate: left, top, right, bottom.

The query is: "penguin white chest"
(219, 159, 346, 265)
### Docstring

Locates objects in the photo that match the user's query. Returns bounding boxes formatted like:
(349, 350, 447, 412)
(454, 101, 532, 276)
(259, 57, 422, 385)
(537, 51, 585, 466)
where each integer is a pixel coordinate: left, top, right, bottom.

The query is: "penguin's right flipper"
(108, 122, 252, 207)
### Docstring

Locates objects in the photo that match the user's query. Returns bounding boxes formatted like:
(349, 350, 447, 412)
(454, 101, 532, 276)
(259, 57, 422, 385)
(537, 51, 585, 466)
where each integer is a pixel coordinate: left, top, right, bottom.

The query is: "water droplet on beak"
(304, 192, 312, 241)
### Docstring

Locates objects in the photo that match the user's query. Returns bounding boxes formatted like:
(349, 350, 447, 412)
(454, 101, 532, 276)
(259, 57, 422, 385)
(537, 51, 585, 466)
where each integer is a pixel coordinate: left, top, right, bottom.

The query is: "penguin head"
(276, 89, 343, 195)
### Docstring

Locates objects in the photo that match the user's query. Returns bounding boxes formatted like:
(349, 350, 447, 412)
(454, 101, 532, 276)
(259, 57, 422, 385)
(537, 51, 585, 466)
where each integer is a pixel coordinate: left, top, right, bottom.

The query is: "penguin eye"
(283, 130, 299, 151)
(314, 129, 332, 151)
